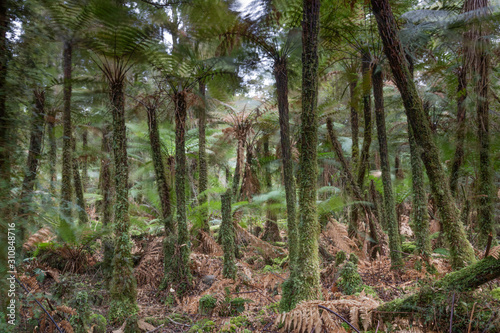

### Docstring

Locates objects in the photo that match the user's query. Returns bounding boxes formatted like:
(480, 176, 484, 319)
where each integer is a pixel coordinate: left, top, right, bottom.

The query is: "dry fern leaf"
(235, 225, 285, 260)
(56, 305, 77, 316)
(134, 237, 164, 288)
(321, 220, 357, 254)
(23, 228, 54, 251)
(58, 320, 74, 333)
(488, 245, 500, 259)
(195, 230, 223, 256)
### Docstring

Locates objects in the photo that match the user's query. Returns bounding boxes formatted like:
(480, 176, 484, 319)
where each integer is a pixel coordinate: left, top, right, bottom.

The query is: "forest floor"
(16, 217, 500, 333)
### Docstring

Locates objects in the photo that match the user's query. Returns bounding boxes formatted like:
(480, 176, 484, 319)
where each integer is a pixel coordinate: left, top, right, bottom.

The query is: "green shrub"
(89, 314, 107, 333)
(337, 262, 363, 295)
(335, 251, 347, 266)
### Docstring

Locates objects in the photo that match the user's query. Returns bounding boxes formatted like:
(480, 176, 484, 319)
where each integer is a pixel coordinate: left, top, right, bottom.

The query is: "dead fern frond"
(276, 293, 379, 332)
(489, 245, 500, 259)
(23, 228, 55, 251)
(235, 225, 285, 260)
(195, 230, 223, 256)
(58, 320, 74, 333)
(56, 305, 77, 316)
(134, 236, 164, 288)
(321, 220, 357, 254)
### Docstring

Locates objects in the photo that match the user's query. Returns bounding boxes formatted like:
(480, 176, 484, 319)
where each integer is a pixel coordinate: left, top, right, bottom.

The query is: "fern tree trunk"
(108, 80, 138, 323)
(294, 0, 321, 306)
(173, 90, 192, 293)
(371, 0, 475, 269)
(72, 134, 88, 225)
(146, 106, 172, 230)
(47, 108, 57, 197)
(407, 64, 432, 258)
(349, 76, 359, 168)
(82, 126, 89, 191)
(198, 81, 209, 233)
(221, 190, 236, 279)
(17, 89, 46, 251)
(273, 57, 300, 311)
(60, 40, 73, 222)
(100, 125, 113, 276)
(232, 133, 244, 199)
(262, 136, 281, 242)
(372, 63, 402, 268)
(473, 0, 493, 246)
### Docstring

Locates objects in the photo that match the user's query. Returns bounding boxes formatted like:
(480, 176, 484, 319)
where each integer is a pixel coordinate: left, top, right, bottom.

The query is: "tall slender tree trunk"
(349, 77, 359, 167)
(273, 57, 300, 311)
(372, 63, 402, 268)
(61, 40, 73, 221)
(72, 135, 88, 225)
(407, 61, 432, 258)
(82, 126, 89, 191)
(371, 0, 475, 269)
(262, 136, 281, 242)
(221, 190, 236, 279)
(294, 0, 321, 306)
(173, 90, 192, 292)
(198, 82, 209, 233)
(47, 108, 57, 197)
(18, 89, 46, 251)
(100, 125, 113, 275)
(108, 80, 138, 322)
(146, 106, 172, 227)
(232, 134, 244, 199)
(472, 0, 493, 246)
(357, 49, 372, 189)
(449, 63, 467, 196)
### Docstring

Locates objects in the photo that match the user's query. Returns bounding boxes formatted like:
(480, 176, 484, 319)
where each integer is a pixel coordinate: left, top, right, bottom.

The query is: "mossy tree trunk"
(449, 62, 467, 197)
(146, 105, 172, 231)
(18, 89, 46, 248)
(274, 57, 299, 310)
(172, 90, 192, 292)
(262, 136, 281, 242)
(100, 125, 113, 276)
(198, 81, 209, 233)
(60, 40, 73, 222)
(349, 76, 359, 168)
(371, 0, 475, 269)
(372, 63, 402, 268)
(221, 190, 236, 279)
(72, 134, 88, 225)
(82, 126, 89, 191)
(108, 79, 138, 322)
(472, 0, 493, 246)
(232, 132, 244, 200)
(294, 0, 322, 306)
(408, 126, 431, 257)
(357, 49, 372, 191)
(47, 108, 57, 197)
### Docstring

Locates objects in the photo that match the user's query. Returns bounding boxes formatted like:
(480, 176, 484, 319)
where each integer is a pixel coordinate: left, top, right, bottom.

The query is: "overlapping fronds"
(42, 0, 93, 39)
(23, 228, 55, 252)
(195, 230, 223, 256)
(321, 219, 358, 254)
(276, 292, 380, 332)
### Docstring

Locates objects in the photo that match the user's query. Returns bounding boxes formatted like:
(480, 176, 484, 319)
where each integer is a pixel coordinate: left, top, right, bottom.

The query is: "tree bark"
(261, 137, 281, 242)
(221, 190, 236, 279)
(61, 40, 73, 222)
(371, 0, 475, 269)
(274, 57, 300, 311)
(372, 63, 402, 268)
(294, 0, 321, 305)
(72, 134, 88, 225)
(198, 81, 209, 233)
(356, 49, 372, 190)
(173, 90, 192, 292)
(473, 0, 493, 246)
(47, 108, 57, 197)
(100, 125, 113, 275)
(108, 79, 138, 321)
(82, 126, 89, 191)
(349, 77, 359, 167)
(146, 105, 172, 228)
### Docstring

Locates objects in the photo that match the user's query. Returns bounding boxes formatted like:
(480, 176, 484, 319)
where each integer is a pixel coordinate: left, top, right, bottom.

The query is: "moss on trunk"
(60, 40, 73, 222)
(371, 0, 475, 269)
(100, 125, 113, 276)
(274, 58, 299, 311)
(262, 136, 281, 242)
(72, 134, 88, 225)
(372, 63, 402, 269)
(293, 0, 322, 307)
(108, 80, 138, 323)
(198, 82, 209, 233)
(221, 190, 236, 279)
(47, 108, 57, 197)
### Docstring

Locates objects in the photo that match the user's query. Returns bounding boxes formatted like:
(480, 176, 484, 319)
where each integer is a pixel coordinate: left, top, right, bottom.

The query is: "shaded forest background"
(0, 0, 499, 332)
